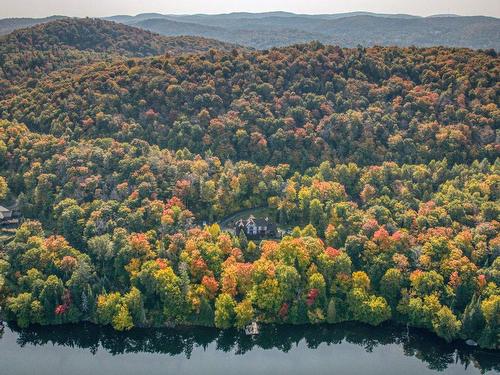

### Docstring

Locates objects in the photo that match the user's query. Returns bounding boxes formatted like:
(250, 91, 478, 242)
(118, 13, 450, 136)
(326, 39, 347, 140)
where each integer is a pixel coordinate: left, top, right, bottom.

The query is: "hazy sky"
(1, 0, 499, 18)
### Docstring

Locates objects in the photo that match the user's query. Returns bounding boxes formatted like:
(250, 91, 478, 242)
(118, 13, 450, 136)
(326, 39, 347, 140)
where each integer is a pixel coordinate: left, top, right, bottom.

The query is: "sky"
(1, 0, 499, 18)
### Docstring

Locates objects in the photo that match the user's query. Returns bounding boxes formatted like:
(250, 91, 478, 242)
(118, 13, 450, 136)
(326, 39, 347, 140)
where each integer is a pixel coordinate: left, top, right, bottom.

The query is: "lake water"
(0, 322, 498, 375)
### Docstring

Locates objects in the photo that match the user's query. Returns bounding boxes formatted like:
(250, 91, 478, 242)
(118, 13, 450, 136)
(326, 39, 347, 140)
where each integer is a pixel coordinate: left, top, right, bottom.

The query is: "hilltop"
(1, 18, 238, 55)
(0, 18, 240, 82)
(0, 15, 67, 35)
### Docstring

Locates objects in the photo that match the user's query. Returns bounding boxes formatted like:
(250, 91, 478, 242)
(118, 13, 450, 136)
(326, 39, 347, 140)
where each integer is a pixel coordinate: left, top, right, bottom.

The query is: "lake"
(0, 322, 498, 375)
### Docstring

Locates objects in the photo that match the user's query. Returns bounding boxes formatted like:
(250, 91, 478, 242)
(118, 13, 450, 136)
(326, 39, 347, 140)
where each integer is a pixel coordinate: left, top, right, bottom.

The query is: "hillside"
(0, 18, 240, 83)
(1, 18, 238, 55)
(2, 43, 498, 169)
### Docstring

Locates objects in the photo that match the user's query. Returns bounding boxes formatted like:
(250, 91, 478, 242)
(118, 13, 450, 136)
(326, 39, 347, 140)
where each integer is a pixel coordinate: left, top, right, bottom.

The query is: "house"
(0, 206, 12, 219)
(234, 215, 277, 239)
(0, 205, 20, 228)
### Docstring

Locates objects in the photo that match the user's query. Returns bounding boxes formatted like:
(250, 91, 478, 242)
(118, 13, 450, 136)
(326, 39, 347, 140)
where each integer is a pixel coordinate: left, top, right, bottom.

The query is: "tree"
(432, 306, 461, 342)
(481, 294, 500, 328)
(380, 268, 404, 308)
(309, 199, 327, 234)
(123, 287, 145, 325)
(352, 271, 370, 292)
(53, 199, 85, 248)
(326, 299, 338, 324)
(235, 299, 254, 329)
(461, 296, 485, 342)
(276, 264, 300, 301)
(155, 266, 187, 322)
(301, 224, 318, 238)
(214, 293, 236, 329)
(347, 287, 391, 326)
(39, 275, 64, 321)
(87, 234, 114, 275)
(317, 248, 351, 285)
(0, 176, 7, 200)
(251, 278, 283, 320)
(308, 272, 327, 308)
(402, 294, 442, 330)
(478, 294, 500, 348)
(112, 304, 134, 331)
(7, 293, 37, 328)
(410, 270, 444, 297)
(96, 292, 121, 326)
(364, 295, 392, 326)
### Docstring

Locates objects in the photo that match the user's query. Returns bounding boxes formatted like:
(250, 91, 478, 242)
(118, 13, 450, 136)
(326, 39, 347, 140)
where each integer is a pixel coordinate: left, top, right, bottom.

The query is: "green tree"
(235, 299, 254, 329)
(380, 268, 404, 308)
(432, 306, 461, 342)
(0, 176, 8, 200)
(112, 304, 134, 331)
(7, 293, 37, 328)
(96, 292, 122, 326)
(214, 293, 236, 329)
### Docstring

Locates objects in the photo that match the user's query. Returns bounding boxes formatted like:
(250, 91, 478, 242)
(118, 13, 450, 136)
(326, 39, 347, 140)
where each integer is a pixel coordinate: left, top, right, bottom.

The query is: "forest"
(0, 18, 498, 350)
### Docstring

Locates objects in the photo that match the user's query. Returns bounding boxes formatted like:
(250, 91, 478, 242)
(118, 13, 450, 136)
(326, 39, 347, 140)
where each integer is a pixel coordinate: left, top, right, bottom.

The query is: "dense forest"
(2, 38, 498, 169)
(0, 18, 498, 350)
(0, 18, 239, 83)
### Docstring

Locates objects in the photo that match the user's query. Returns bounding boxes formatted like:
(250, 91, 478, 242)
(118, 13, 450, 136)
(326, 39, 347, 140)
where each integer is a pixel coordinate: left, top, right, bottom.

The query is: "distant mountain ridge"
(117, 13, 499, 50)
(0, 15, 67, 35)
(1, 12, 499, 50)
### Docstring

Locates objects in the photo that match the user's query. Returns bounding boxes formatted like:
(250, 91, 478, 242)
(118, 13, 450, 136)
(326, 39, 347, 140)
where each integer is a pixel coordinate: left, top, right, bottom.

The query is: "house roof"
(0, 206, 9, 212)
(235, 215, 276, 228)
(253, 218, 269, 226)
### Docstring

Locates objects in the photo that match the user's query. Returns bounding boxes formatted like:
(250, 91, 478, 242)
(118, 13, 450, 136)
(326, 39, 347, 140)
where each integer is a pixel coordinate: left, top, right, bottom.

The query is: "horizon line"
(2, 10, 498, 20)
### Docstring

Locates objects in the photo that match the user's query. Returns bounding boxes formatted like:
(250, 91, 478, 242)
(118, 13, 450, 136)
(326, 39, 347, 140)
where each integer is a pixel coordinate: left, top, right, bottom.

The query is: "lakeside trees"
(0, 119, 497, 347)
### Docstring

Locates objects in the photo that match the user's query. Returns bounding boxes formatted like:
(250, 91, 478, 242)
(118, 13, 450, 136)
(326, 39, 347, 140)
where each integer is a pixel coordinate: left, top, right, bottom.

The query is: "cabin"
(0, 205, 11, 219)
(234, 215, 277, 239)
(0, 205, 20, 229)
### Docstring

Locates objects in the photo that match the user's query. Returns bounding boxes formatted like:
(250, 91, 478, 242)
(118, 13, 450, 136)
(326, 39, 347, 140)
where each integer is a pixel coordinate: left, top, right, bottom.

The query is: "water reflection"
(4, 322, 499, 374)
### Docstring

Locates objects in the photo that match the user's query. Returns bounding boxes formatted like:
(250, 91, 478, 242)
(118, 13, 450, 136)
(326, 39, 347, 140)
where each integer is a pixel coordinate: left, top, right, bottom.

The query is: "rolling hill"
(0, 15, 67, 35)
(1, 18, 239, 56)
(0, 18, 240, 83)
